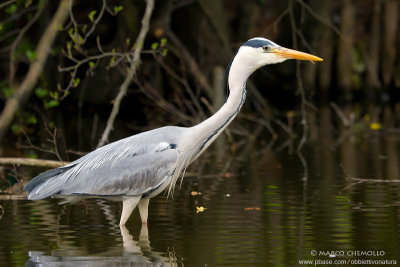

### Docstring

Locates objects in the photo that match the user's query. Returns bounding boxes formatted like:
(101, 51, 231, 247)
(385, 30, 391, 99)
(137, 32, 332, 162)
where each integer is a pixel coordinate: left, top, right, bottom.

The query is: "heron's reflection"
(26, 224, 177, 266)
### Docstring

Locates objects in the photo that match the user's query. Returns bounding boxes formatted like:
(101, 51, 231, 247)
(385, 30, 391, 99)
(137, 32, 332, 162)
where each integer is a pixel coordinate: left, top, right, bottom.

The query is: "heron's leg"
(138, 198, 150, 224)
(120, 196, 141, 226)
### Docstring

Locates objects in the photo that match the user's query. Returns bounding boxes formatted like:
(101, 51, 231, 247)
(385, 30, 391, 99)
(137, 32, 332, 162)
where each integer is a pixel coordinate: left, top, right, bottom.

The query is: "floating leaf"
(88, 10, 97, 22)
(35, 88, 48, 98)
(244, 207, 261, 211)
(114, 5, 123, 14)
(286, 110, 296, 118)
(196, 206, 206, 213)
(370, 122, 382, 130)
(223, 172, 235, 178)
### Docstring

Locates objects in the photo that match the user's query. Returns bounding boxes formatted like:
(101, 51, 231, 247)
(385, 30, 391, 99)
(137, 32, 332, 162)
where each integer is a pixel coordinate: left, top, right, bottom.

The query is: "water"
(1, 128, 400, 266)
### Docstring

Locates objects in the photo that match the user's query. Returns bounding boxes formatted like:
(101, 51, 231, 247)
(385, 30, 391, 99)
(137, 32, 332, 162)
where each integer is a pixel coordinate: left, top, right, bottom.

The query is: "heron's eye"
(262, 45, 272, 52)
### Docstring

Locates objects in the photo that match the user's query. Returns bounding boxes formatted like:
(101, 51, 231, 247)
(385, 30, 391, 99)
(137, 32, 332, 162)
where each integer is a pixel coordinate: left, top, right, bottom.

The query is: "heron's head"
(236, 37, 323, 69)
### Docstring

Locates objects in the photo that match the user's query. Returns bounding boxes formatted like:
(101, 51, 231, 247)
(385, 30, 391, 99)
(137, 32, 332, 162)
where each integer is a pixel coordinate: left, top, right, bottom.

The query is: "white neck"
(187, 50, 257, 159)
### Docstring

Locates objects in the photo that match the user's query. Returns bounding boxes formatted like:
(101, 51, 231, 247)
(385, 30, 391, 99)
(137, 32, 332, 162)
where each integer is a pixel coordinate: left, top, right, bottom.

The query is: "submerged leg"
(120, 196, 141, 226)
(138, 198, 150, 224)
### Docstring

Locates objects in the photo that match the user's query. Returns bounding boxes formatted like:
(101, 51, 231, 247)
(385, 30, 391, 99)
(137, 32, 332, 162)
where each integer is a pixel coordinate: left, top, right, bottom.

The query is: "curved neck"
(188, 52, 256, 156)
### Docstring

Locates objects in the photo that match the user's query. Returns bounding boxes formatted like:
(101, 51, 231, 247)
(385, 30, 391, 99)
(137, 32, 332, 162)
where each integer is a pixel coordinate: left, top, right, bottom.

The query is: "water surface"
(1, 128, 400, 266)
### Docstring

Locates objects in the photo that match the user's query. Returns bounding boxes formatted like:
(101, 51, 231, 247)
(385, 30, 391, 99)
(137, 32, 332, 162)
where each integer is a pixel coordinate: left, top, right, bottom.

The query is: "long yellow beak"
(272, 47, 323, 64)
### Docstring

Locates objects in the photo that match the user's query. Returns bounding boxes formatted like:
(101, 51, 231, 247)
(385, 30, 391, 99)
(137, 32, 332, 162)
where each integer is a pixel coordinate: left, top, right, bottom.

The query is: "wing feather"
(60, 149, 178, 196)
(26, 126, 184, 200)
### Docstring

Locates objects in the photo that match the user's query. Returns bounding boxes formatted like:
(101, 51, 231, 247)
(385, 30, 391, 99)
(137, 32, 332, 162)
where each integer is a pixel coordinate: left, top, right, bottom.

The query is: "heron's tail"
(25, 165, 74, 200)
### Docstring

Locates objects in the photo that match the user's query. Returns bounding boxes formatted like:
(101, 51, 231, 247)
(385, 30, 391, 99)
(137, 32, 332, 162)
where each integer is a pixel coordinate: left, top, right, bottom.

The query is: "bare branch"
(82, 0, 106, 43)
(296, 0, 341, 36)
(97, 0, 155, 148)
(0, 0, 70, 141)
(9, 0, 48, 86)
(330, 102, 350, 126)
(0, 0, 17, 10)
(0, 157, 68, 168)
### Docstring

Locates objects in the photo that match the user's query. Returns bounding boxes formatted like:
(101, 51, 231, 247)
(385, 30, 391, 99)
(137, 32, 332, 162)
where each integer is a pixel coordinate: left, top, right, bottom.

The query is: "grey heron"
(24, 37, 322, 225)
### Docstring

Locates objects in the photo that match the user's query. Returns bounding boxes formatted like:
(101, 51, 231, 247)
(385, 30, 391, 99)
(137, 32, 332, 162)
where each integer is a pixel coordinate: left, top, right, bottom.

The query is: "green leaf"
(27, 152, 38, 159)
(45, 99, 59, 108)
(109, 56, 115, 66)
(72, 78, 80, 87)
(11, 124, 22, 134)
(110, 49, 116, 66)
(81, 24, 88, 34)
(26, 50, 37, 62)
(151, 42, 159, 50)
(125, 38, 130, 46)
(26, 115, 37, 125)
(2, 87, 13, 98)
(162, 48, 168, 56)
(160, 38, 167, 47)
(35, 88, 48, 98)
(49, 91, 59, 99)
(114, 5, 123, 14)
(89, 61, 95, 68)
(66, 41, 72, 57)
(88, 10, 97, 22)
(6, 4, 17, 14)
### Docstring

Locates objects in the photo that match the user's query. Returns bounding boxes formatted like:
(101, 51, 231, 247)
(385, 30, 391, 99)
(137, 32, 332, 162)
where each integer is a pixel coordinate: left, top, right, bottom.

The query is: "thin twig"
(58, 51, 129, 72)
(296, 0, 341, 36)
(262, 8, 290, 36)
(330, 102, 350, 126)
(82, 0, 106, 43)
(0, 0, 17, 9)
(289, 0, 308, 181)
(9, 0, 48, 86)
(0, 204, 3, 221)
(0, 0, 70, 141)
(153, 53, 206, 119)
(68, 0, 78, 28)
(133, 77, 193, 123)
(97, 0, 154, 148)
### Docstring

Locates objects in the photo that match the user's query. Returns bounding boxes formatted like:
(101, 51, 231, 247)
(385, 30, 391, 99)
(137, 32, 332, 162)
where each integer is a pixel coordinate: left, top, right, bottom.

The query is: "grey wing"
(60, 148, 179, 196)
(28, 148, 179, 198)
(26, 126, 184, 200)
